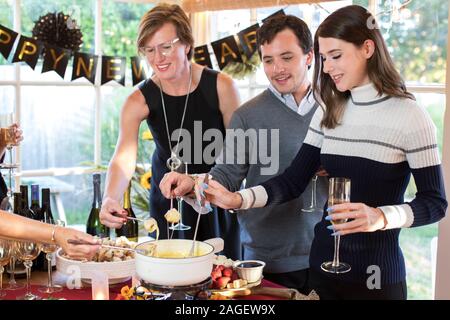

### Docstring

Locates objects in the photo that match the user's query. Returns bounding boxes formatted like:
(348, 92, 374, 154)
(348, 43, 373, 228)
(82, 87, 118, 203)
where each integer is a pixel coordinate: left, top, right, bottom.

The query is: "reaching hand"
(55, 227, 100, 260)
(99, 196, 127, 229)
(159, 172, 195, 199)
(10, 123, 23, 146)
(326, 202, 387, 236)
(203, 180, 242, 209)
(0, 123, 23, 151)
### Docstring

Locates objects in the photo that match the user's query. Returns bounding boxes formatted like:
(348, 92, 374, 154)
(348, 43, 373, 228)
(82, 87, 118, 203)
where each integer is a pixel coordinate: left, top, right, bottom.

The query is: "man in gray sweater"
(160, 15, 327, 294)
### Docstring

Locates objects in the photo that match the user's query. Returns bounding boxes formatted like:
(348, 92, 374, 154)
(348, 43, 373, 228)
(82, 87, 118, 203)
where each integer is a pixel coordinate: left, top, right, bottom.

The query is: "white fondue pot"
(135, 238, 224, 286)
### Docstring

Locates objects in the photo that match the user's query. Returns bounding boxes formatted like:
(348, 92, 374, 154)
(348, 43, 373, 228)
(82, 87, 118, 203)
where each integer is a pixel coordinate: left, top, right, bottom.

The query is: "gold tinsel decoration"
(32, 12, 83, 51)
(223, 51, 261, 80)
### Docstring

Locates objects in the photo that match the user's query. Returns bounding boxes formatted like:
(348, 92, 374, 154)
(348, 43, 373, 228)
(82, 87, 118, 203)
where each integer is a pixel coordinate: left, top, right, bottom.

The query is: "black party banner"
(12, 35, 43, 70)
(211, 35, 243, 70)
(42, 44, 71, 79)
(237, 24, 259, 59)
(71, 52, 98, 84)
(131, 56, 149, 86)
(193, 44, 213, 69)
(0, 10, 285, 85)
(101, 56, 126, 86)
(0, 24, 18, 60)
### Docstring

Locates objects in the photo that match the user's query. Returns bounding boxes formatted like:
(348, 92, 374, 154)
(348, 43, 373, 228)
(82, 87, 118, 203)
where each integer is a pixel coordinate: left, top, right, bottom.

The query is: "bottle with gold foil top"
(116, 182, 138, 242)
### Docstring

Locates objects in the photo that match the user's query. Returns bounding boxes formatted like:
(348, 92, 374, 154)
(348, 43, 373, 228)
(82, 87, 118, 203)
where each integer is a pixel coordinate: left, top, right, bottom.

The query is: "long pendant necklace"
(159, 64, 193, 172)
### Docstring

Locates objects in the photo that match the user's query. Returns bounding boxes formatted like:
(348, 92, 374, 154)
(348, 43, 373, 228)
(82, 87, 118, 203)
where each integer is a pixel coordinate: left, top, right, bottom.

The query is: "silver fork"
(188, 173, 209, 257)
(67, 239, 154, 256)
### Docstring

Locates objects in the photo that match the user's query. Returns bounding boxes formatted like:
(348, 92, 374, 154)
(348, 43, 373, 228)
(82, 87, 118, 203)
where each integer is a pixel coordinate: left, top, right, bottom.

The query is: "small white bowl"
(234, 260, 265, 283)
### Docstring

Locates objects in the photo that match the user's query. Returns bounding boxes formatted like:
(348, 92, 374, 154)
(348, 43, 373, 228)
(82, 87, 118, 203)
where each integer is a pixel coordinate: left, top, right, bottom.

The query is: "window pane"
(209, 9, 251, 86)
(102, 1, 153, 57)
(400, 92, 444, 300)
(0, 0, 12, 26)
(0, 0, 13, 79)
(377, 0, 448, 84)
(101, 86, 153, 160)
(20, 0, 95, 81)
(21, 86, 95, 170)
(101, 86, 131, 164)
(400, 223, 438, 300)
(238, 87, 252, 104)
(0, 86, 14, 113)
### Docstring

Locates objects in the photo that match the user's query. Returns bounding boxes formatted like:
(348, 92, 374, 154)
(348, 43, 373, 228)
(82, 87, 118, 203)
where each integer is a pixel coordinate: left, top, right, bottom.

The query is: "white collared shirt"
(268, 84, 316, 116)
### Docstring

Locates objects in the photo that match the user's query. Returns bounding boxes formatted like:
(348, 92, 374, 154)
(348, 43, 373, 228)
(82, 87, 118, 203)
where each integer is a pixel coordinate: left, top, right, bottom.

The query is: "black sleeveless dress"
(0, 154, 7, 200)
(138, 67, 241, 260)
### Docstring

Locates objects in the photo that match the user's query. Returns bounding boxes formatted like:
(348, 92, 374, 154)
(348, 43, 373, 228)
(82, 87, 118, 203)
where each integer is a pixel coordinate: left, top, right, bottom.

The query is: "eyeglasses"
(140, 38, 180, 59)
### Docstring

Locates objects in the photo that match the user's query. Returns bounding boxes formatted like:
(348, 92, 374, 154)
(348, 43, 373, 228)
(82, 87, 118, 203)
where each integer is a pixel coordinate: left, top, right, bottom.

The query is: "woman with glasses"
(0, 209, 99, 260)
(99, 4, 241, 259)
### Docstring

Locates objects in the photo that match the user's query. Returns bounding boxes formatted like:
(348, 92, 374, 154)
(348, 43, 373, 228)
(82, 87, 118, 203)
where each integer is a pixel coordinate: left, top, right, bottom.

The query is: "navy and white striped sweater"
(243, 83, 447, 284)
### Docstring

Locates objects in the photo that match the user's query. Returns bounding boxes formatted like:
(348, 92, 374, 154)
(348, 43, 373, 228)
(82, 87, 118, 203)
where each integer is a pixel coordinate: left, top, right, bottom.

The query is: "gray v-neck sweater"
(211, 89, 328, 273)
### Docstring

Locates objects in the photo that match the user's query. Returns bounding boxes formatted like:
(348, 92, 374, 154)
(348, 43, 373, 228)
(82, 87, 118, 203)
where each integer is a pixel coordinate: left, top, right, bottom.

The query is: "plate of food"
(56, 236, 136, 284)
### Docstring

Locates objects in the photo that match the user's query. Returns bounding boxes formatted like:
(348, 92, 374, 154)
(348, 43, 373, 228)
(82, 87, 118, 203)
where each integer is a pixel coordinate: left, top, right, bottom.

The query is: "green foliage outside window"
(379, 0, 447, 84)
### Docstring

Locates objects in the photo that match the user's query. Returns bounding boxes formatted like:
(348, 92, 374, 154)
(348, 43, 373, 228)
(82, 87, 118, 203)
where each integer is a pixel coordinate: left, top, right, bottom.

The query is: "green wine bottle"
(19, 185, 35, 219)
(86, 173, 109, 238)
(116, 182, 138, 242)
(30, 184, 42, 220)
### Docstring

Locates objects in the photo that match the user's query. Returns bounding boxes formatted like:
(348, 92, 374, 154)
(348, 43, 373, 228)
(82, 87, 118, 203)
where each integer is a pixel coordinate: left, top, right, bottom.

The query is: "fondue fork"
(67, 239, 154, 256)
(124, 216, 144, 223)
(188, 174, 208, 257)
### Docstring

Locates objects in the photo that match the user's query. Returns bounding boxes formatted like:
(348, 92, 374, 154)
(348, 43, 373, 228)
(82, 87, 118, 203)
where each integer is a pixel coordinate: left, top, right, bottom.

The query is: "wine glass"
(38, 218, 65, 294)
(301, 175, 320, 213)
(321, 177, 351, 274)
(4, 242, 25, 290)
(0, 239, 13, 299)
(169, 161, 191, 231)
(2, 200, 26, 291)
(15, 241, 42, 300)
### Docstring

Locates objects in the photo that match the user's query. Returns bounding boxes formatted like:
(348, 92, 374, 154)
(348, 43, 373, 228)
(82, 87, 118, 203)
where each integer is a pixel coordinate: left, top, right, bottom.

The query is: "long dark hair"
(313, 5, 414, 129)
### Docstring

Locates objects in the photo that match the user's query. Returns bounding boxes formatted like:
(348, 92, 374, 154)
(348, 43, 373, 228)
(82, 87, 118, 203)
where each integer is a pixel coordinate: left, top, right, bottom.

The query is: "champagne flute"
(321, 177, 351, 274)
(0, 112, 17, 212)
(0, 239, 13, 299)
(38, 218, 65, 294)
(169, 161, 191, 231)
(15, 241, 41, 300)
(301, 175, 319, 213)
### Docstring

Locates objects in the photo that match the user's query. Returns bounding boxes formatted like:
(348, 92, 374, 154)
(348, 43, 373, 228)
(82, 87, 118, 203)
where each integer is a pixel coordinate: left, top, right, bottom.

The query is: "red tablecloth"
(1, 279, 285, 300)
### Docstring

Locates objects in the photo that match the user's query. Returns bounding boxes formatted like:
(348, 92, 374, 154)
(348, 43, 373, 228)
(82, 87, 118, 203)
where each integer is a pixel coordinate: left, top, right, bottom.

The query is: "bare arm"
(216, 72, 240, 128)
(100, 90, 149, 228)
(0, 210, 99, 260)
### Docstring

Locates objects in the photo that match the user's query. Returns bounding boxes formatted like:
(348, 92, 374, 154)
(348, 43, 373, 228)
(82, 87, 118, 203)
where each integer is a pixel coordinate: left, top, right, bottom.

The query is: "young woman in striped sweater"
(202, 5, 447, 299)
